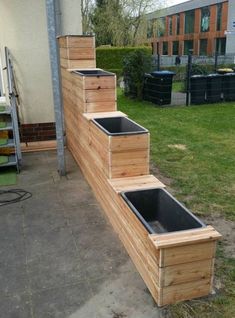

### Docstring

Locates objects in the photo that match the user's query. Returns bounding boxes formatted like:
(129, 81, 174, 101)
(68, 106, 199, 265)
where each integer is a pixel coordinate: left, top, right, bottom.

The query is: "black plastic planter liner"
(121, 188, 205, 234)
(73, 69, 114, 77)
(92, 117, 148, 136)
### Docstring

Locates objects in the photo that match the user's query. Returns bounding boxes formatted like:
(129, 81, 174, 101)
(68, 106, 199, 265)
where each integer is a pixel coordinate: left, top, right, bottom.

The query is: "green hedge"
(96, 47, 152, 76)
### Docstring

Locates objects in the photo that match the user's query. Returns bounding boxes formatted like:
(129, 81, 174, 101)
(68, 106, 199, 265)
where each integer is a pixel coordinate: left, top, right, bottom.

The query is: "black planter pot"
(121, 188, 205, 234)
(92, 116, 148, 136)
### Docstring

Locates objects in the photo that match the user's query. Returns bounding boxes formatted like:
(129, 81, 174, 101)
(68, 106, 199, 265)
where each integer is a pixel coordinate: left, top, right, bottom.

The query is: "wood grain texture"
(83, 111, 127, 120)
(59, 51, 221, 306)
(58, 35, 95, 48)
(109, 175, 165, 193)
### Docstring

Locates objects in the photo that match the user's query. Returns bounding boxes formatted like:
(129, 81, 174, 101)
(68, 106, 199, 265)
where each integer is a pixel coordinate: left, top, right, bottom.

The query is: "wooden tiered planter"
(89, 116, 149, 178)
(61, 69, 116, 113)
(59, 35, 222, 307)
(58, 35, 96, 69)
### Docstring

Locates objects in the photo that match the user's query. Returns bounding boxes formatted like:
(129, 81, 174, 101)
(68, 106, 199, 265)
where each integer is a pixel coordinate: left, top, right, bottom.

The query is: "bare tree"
(83, 0, 165, 46)
(81, 0, 94, 34)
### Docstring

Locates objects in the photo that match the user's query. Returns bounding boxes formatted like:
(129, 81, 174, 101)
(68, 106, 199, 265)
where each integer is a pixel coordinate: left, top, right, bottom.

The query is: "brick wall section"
(20, 122, 56, 142)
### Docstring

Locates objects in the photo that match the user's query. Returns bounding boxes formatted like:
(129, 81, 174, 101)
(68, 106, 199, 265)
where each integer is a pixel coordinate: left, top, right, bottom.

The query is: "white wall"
(0, 0, 82, 124)
(59, 0, 82, 35)
(226, 0, 235, 54)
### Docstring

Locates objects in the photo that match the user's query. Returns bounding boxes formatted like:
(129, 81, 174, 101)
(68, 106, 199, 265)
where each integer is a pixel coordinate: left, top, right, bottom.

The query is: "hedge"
(96, 47, 152, 77)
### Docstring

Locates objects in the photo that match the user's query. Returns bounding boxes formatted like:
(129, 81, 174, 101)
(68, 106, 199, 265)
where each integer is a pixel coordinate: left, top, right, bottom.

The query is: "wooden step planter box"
(120, 187, 222, 306)
(58, 35, 96, 69)
(70, 69, 116, 113)
(90, 116, 149, 178)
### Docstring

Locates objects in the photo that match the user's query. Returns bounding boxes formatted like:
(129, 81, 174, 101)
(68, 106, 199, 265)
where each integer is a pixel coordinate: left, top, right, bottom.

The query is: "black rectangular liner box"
(92, 116, 148, 136)
(73, 69, 114, 77)
(121, 188, 205, 234)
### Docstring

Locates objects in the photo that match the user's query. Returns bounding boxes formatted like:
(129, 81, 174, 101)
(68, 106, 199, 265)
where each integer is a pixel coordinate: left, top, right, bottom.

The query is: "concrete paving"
(0, 150, 163, 318)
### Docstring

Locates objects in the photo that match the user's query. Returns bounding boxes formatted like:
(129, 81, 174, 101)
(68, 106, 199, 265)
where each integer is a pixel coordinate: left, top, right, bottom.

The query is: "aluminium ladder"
(0, 47, 22, 172)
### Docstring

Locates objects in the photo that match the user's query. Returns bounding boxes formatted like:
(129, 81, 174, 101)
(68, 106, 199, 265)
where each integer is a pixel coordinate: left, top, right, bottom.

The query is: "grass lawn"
(117, 89, 235, 317)
(172, 81, 185, 93)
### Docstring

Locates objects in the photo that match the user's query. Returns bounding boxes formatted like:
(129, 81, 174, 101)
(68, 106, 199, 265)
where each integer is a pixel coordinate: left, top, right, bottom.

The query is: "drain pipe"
(45, 0, 66, 176)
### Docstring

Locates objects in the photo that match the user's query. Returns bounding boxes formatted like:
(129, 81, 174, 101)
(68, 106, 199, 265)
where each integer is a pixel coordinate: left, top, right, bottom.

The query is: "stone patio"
(0, 150, 162, 318)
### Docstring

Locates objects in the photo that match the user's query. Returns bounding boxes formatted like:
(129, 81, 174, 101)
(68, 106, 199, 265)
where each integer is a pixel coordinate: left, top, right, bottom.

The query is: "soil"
(204, 216, 235, 259)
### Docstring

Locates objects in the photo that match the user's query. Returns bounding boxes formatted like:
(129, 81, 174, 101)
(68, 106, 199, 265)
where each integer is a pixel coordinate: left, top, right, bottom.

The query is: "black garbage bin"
(190, 75, 207, 104)
(144, 71, 175, 105)
(121, 188, 205, 234)
(223, 73, 235, 101)
(206, 74, 223, 103)
(143, 74, 154, 102)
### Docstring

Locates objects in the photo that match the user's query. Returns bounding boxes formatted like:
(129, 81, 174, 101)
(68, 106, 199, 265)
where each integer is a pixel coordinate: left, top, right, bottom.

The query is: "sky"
(168, 0, 190, 5)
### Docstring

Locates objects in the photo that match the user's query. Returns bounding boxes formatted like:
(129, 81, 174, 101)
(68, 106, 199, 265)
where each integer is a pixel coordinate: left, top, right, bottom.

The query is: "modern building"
(147, 0, 235, 56)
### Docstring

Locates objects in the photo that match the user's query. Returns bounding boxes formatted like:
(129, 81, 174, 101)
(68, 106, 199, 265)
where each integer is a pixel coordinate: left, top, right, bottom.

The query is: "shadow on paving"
(0, 150, 162, 318)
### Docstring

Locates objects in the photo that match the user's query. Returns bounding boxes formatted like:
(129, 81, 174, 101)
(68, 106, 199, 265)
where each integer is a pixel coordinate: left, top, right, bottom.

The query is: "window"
(201, 6, 210, 32)
(147, 20, 154, 38)
(199, 39, 207, 55)
(216, 3, 222, 31)
(168, 16, 173, 35)
(176, 14, 180, 35)
(163, 42, 168, 55)
(185, 10, 195, 34)
(172, 41, 179, 55)
(184, 40, 193, 55)
(216, 38, 226, 55)
(156, 18, 166, 37)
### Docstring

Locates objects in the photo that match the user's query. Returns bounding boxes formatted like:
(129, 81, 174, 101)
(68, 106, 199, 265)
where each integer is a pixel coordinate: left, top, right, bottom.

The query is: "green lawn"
(172, 81, 185, 93)
(117, 89, 235, 317)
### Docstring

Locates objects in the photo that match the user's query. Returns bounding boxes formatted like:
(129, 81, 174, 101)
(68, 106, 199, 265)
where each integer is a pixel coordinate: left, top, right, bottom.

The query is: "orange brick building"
(147, 0, 235, 56)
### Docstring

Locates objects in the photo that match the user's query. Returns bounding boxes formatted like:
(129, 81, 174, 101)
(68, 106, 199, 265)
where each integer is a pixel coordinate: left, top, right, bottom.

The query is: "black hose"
(0, 189, 32, 206)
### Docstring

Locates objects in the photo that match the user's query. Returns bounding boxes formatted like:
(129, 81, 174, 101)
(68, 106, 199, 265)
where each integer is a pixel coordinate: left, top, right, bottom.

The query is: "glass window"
(199, 39, 207, 55)
(184, 40, 193, 55)
(163, 42, 168, 55)
(176, 14, 180, 35)
(201, 6, 210, 32)
(169, 16, 173, 35)
(216, 38, 226, 55)
(147, 20, 154, 38)
(172, 41, 179, 55)
(216, 3, 222, 31)
(157, 17, 166, 37)
(185, 10, 195, 34)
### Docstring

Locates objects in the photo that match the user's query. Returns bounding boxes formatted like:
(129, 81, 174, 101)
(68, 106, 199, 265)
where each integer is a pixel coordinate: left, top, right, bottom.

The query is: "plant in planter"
(123, 50, 152, 100)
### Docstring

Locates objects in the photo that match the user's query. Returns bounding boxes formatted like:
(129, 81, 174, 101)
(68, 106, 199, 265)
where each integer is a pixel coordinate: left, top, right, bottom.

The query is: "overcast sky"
(168, 0, 190, 5)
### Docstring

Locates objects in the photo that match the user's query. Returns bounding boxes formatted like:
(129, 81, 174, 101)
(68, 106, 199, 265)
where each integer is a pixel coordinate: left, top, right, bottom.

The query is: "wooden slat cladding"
(58, 40, 221, 306)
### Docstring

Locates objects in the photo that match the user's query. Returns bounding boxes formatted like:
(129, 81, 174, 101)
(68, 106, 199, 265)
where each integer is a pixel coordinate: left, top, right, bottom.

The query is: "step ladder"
(0, 47, 22, 172)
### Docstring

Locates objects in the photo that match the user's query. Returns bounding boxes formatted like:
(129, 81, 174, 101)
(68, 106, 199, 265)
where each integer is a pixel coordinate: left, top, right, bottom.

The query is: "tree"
(81, 0, 94, 34)
(90, 0, 131, 46)
(82, 0, 164, 46)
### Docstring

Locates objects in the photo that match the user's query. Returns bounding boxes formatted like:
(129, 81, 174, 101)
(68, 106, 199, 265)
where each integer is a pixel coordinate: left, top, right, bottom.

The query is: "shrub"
(96, 46, 152, 78)
(123, 50, 153, 100)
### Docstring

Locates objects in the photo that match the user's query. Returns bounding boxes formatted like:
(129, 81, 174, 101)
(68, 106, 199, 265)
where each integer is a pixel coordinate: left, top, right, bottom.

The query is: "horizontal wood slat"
(59, 45, 221, 306)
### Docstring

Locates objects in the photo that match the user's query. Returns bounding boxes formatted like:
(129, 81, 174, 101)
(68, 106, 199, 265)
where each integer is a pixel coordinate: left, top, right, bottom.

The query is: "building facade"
(147, 0, 235, 56)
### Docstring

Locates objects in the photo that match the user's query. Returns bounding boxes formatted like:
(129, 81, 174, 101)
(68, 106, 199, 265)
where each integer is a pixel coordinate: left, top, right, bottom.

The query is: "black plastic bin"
(92, 116, 148, 136)
(223, 73, 235, 101)
(190, 75, 207, 104)
(144, 71, 175, 105)
(206, 74, 223, 103)
(121, 188, 205, 234)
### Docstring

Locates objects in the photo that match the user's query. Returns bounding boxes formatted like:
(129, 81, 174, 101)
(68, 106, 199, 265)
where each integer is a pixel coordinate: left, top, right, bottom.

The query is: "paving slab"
(0, 150, 161, 318)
